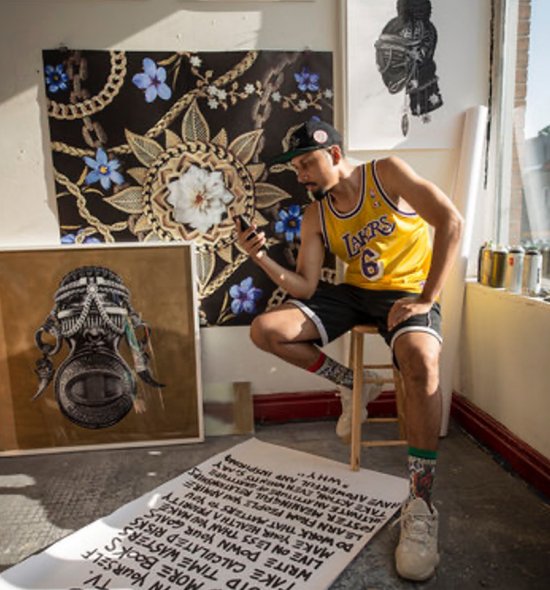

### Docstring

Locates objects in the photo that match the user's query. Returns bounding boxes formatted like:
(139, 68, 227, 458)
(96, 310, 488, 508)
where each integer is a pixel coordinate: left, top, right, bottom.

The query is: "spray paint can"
(478, 242, 493, 286)
(504, 245, 524, 293)
(542, 243, 550, 280)
(489, 245, 507, 288)
(522, 248, 543, 296)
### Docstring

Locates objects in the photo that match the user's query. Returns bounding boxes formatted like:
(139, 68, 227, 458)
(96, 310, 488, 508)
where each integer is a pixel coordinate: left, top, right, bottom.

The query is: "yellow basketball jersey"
(318, 161, 432, 293)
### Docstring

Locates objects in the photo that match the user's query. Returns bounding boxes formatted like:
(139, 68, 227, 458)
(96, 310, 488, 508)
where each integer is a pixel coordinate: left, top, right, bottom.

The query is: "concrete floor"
(0, 419, 549, 589)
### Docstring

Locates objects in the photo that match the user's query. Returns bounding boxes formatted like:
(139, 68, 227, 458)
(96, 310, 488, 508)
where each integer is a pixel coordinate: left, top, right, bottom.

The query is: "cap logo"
(289, 135, 301, 149)
(313, 129, 328, 144)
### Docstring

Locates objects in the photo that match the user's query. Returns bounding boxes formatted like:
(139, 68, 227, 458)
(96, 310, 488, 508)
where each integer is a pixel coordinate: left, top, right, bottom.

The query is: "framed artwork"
(0, 243, 203, 455)
(344, 0, 488, 149)
(41, 48, 336, 327)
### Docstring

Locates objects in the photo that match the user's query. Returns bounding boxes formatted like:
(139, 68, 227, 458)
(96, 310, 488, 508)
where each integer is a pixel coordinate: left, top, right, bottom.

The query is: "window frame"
(491, 0, 550, 290)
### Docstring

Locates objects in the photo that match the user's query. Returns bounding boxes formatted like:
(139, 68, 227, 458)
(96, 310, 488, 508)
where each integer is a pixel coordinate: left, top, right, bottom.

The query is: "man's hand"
(388, 296, 433, 331)
(235, 217, 267, 261)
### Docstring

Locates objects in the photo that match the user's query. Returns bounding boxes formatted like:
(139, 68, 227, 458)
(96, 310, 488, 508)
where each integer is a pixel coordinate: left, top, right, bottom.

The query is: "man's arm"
(376, 156, 464, 330)
(236, 203, 325, 299)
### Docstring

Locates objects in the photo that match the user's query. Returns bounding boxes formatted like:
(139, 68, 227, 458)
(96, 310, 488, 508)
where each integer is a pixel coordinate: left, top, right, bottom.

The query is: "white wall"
(459, 283, 550, 458)
(0, 0, 490, 401)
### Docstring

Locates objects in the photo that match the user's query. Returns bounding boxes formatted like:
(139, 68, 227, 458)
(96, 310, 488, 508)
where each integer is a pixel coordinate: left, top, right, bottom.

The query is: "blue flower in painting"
(132, 58, 172, 103)
(275, 205, 302, 243)
(61, 230, 102, 245)
(294, 68, 320, 92)
(45, 64, 69, 93)
(83, 148, 124, 191)
(229, 277, 263, 315)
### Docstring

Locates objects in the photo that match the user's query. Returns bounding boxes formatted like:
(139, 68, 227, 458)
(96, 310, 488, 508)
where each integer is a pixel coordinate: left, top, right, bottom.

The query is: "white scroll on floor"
(0, 439, 407, 590)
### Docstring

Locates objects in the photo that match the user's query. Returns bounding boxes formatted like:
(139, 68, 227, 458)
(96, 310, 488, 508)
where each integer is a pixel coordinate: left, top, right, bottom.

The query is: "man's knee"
(250, 304, 319, 354)
(250, 314, 271, 351)
(397, 340, 440, 391)
(250, 312, 286, 352)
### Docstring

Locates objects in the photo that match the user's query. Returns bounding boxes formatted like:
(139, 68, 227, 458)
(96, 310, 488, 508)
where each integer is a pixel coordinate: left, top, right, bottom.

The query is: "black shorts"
(288, 283, 442, 351)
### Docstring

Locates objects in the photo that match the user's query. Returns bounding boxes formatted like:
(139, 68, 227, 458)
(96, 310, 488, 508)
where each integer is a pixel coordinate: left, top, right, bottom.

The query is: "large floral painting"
(42, 49, 336, 326)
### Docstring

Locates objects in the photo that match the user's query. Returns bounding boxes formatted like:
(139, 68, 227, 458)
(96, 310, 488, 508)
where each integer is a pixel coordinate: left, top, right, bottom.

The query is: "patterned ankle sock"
(307, 352, 353, 389)
(408, 446, 437, 508)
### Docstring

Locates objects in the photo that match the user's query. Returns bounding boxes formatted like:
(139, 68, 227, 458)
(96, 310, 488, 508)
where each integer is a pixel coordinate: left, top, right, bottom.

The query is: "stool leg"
(393, 368, 407, 440)
(347, 329, 354, 368)
(350, 331, 363, 471)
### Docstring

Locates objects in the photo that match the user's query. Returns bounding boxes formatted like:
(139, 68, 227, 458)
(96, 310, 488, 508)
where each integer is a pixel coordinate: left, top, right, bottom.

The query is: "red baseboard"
(451, 392, 550, 499)
(252, 390, 550, 499)
(253, 390, 398, 424)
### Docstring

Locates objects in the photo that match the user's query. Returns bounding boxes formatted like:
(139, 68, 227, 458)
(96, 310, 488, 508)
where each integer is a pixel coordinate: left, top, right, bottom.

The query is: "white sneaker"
(336, 370, 383, 440)
(395, 498, 440, 581)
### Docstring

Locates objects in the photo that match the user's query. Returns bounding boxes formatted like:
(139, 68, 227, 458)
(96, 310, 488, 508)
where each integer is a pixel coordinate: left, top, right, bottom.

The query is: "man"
(236, 119, 463, 581)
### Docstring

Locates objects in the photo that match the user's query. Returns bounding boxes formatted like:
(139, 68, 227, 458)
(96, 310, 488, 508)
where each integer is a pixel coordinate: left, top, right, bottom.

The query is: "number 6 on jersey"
(361, 248, 383, 280)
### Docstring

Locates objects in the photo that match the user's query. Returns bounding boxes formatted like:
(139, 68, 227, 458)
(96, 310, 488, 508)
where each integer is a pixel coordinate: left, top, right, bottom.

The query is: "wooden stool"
(349, 325, 407, 471)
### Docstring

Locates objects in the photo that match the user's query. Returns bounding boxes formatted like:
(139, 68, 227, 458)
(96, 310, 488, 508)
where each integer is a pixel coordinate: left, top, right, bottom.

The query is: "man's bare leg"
(393, 332, 442, 453)
(250, 303, 322, 369)
(393, 331, 442, 581)
(250, 303, 383, 439)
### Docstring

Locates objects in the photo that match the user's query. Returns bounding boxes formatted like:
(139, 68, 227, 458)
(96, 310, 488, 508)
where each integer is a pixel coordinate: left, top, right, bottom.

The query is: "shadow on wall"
(1, 0, 334, 104)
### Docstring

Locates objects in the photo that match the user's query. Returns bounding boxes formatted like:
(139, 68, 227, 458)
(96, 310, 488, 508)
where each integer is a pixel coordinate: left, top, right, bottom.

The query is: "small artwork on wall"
(41, 49, 336, 327)
(374, 0, 443, 137)
(345, 0, 489, 149)
(0, 244, 203, 455)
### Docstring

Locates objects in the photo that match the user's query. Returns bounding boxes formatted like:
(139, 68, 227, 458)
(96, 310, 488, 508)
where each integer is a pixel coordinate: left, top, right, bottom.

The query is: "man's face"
(290, 148, 338, 200)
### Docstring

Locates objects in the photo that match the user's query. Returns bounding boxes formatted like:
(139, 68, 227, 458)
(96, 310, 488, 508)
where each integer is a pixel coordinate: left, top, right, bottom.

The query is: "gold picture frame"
(0, 243, 203, 455)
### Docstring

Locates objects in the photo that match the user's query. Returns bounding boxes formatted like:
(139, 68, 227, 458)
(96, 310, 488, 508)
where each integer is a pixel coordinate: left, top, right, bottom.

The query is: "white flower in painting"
(323, 89, 333, 99)
(245, 83, 255, 95)
(208, 98, 219, 109)
(216, 88, 227, 100)
(166, 165, 235, 233)
(207, 85, 217, 96)
(298, 99, 308, 111)
(189, 55, 202, 68)
(271, 91, 281, 102)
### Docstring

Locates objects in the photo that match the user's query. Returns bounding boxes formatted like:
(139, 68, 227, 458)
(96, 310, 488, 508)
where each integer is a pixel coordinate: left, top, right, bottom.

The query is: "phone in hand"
(235, 214, 267, 253)
(237, 215, 258, 240)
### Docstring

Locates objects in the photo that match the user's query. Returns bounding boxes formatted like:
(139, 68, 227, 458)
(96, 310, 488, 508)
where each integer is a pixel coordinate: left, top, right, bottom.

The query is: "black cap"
(270, 119, 342, 165)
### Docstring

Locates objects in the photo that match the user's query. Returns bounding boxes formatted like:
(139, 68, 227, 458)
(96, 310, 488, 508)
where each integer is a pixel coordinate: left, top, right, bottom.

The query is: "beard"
(307, 186, 328, 201)
(312, 189, 328, 201)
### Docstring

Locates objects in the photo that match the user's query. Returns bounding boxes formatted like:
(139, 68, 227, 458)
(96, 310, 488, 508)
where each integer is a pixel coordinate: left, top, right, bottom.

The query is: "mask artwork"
(33, 266, 163, 429)
(374, 0, 443, 136)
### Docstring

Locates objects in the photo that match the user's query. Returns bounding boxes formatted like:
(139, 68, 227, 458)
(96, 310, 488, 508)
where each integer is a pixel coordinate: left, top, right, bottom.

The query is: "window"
(494, 0, 550, 283)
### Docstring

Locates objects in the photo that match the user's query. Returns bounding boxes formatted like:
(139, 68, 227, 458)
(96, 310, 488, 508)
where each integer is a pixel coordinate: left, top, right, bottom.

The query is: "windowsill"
(466, 279, 550, 310)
